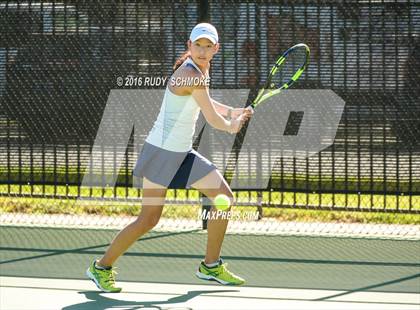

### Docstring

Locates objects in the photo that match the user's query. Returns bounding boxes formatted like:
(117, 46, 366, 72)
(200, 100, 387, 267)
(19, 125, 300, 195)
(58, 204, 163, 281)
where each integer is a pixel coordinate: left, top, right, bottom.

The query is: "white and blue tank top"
(145, 57, 206, 152)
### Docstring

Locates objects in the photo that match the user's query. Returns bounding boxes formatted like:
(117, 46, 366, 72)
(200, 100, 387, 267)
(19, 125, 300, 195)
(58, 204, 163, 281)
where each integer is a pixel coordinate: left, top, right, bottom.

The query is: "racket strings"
(271, 48, 307, 88)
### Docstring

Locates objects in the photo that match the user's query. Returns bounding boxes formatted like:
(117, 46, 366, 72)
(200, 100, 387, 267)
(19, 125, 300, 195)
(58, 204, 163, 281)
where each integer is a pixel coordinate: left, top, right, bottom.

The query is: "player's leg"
(98, 177, 166, 267)
(87, 177, 167, 292)
(191, 169, 233, 263)
(191, 169, 245, 285)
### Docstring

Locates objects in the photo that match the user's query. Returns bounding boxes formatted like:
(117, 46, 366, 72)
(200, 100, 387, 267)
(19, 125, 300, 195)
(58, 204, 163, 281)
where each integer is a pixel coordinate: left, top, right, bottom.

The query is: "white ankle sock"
(204, 259, 220, 268)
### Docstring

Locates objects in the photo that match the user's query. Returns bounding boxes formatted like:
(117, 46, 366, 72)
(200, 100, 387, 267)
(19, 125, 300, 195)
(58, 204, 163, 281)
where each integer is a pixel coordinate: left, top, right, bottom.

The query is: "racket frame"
(250, 43, 310, 110)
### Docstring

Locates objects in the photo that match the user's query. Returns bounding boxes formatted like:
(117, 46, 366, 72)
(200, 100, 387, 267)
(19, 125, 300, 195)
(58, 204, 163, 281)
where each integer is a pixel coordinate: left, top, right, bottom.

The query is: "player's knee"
(135, 213, 161, 231)
(145, 215, 161, 230)
(226, 192, 234, 207)
(223, 187, 234, 202)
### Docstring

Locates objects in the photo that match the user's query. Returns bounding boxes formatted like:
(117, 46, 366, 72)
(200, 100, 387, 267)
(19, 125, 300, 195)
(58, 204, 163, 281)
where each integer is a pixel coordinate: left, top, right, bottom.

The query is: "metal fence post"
(198, 0, 210, 22)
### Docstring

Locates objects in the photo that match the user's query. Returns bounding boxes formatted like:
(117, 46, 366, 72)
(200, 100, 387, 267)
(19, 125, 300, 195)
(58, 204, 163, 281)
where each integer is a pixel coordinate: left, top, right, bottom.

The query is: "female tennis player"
(87, 23, 253, 292)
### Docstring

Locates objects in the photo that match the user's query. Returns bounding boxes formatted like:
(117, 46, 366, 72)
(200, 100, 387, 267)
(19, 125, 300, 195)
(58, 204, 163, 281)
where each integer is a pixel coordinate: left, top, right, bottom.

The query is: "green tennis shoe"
(86, 260, 122, 293)
(195, 259, 245, 285)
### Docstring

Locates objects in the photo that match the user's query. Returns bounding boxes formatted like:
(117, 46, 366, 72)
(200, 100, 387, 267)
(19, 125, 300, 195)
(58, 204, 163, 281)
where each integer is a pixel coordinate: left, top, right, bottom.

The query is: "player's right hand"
(229, 114, 248, 134)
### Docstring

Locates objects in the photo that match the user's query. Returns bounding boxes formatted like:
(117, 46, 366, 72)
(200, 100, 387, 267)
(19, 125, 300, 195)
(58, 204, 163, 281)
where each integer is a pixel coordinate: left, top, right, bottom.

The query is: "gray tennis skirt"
(133, 142, 217, 189)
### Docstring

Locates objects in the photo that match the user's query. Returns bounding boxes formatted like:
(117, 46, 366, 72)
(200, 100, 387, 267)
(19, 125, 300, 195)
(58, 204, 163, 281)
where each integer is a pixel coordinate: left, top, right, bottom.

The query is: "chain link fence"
(1, 1, 419, 231)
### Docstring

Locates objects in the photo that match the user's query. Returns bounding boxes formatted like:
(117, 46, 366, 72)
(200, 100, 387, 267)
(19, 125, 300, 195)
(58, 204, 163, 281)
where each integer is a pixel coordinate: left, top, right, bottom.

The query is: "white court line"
(0, 276, 419, 310)
(1, 213, 419, 240)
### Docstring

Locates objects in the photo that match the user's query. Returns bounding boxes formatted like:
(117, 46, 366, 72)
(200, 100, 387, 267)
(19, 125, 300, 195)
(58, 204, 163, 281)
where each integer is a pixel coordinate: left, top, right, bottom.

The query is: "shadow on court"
(1, 226, 419, 294)
(62, 289, 238, 310)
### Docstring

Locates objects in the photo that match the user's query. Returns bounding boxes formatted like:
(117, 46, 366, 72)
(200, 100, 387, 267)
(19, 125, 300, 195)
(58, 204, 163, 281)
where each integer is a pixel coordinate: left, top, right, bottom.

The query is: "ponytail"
(173, 50, 191, 71)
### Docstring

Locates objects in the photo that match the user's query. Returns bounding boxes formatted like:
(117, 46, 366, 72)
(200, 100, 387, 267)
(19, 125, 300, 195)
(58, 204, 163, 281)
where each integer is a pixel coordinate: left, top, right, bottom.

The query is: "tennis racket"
(224, 43, 310, 185)
(249, 43, 310, 111)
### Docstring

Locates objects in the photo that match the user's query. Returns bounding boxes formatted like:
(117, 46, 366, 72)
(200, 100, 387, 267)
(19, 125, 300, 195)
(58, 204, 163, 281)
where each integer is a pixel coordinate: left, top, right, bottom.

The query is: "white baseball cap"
(189, 23, 219, 44)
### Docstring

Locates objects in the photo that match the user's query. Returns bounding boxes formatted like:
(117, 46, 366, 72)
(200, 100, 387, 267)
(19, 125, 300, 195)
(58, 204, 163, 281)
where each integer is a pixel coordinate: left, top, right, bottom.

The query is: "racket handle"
(248, 105, 255, 113)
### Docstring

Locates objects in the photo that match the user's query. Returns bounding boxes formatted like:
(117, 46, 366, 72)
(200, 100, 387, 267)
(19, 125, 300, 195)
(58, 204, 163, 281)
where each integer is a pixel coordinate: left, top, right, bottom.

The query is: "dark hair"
(173, 50, 191, 71)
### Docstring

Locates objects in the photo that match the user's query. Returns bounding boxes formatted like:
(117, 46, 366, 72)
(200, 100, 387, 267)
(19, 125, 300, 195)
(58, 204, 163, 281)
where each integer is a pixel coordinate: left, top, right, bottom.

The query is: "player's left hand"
(231, 107, 254, 119)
